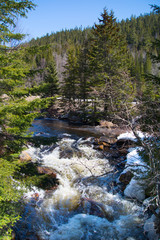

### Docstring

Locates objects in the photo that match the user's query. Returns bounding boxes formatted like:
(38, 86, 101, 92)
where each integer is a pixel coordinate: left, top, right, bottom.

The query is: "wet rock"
(99, 136, 117, 145)
(78, 138, 94, 147)
(31, 193, 39, 201)
(116, 138, 135, 148)
(59, 148, 74, 159)
(40, 144, 57, 154)
(37, 166, 57, 178)
(114, 139, 136, 157)
(94, 144, 107, 151)
(119, 171, 134, 185)
(94, 136, 117, 151)
(118, 148, 129, 156)
(19, 151, 32, 162)
(36, 166, 58, 190)
(80, 198, 114, 221)
(59, 147, 83, 159)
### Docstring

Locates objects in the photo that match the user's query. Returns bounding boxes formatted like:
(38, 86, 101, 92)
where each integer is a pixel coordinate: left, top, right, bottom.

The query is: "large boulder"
(37, 166, 58, 190)
(19, 151, 32, 162)
(37, 166, 57, 179)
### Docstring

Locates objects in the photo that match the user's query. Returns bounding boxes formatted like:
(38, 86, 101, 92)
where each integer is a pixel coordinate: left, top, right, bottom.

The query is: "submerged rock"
(59, 148, 74, 159)
(79, 198, 114, 221)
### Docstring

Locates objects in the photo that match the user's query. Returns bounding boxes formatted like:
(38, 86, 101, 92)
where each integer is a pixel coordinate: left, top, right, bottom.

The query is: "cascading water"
(15, 119, 148, 240)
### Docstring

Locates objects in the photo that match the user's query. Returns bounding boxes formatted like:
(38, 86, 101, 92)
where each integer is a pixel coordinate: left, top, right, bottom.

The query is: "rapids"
(15, 119, 147, 240)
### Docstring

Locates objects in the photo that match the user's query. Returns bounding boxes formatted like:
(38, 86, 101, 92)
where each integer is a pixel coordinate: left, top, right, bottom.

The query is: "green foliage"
(0, 1, 57, 238)
(43, 60, 59, 97)
(0, 0, 36, 44)
(22, 12, 160, 106)
(87, 9, 134, 117)
(0, 157, 23, 239)
(14, 161, 58, 190)
(62, 45, 79, 106)
(61, 9, 135, 122)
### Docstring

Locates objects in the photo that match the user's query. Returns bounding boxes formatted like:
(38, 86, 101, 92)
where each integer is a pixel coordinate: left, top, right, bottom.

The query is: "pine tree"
(0, 1, 53, 238)
(43, 60, 59, 98)
(76, 41, 90, 111)
(62, 45, 78, 110)
(88, 9, 133, 118)
(144, 53, 152, 74)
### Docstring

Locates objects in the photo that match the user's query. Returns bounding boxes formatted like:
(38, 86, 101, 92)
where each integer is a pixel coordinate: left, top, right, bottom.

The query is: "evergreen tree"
(144, 53, 152, 74)
(88, 9, 133, 118)
(43, 60, 59, 98)
(0, 1, 53, 238)
(62, 45, 78, 109)
(76, 41, 90, 111)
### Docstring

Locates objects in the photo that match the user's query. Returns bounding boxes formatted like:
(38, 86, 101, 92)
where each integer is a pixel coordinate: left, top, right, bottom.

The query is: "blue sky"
(20, 0, 159, 40)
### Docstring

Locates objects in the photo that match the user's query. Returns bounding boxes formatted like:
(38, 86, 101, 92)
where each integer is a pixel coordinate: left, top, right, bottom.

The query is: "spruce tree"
(76, 41, 90, 111)
(43, 60, 59, 98)
(62, 45, 78, 110)
(88, 9, 133, 118)
(0, 1, 53, 238)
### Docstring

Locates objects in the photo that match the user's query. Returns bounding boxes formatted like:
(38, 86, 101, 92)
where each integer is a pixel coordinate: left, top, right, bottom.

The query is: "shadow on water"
(29, 118, 101, 139)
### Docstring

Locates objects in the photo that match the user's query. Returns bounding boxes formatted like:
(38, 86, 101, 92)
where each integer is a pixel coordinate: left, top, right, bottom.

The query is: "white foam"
(23, 186, 45, 200)
(38, 213, 144, 240)
(23, 136, 146, 239)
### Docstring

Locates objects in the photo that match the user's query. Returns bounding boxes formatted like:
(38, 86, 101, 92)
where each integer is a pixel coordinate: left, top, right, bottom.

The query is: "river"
(14, 119, 148, 240)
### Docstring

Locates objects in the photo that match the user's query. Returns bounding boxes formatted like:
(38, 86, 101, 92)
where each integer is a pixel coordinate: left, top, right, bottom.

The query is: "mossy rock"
(14, 162, 59, 190)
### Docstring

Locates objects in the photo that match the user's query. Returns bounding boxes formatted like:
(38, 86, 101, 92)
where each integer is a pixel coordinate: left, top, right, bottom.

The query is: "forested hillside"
(24, 11, 160, 84)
